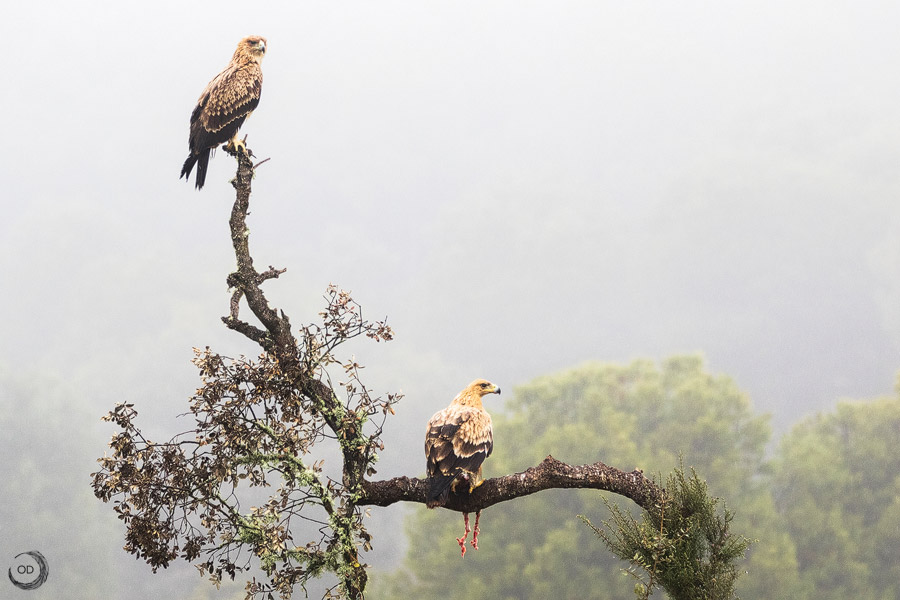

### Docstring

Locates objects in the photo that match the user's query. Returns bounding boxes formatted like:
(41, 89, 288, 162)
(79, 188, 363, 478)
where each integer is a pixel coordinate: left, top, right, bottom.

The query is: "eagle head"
(452, 379, 501, 407)
(469, 379, 501, 397)
(238, 36, 267, 61)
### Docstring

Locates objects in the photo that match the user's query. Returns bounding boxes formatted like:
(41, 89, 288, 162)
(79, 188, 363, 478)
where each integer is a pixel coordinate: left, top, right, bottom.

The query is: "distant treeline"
(373, 355, 900, 600)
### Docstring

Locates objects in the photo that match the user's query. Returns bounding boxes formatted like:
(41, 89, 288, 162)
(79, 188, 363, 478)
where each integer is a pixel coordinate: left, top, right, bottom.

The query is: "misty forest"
(3, 2, 900, 600)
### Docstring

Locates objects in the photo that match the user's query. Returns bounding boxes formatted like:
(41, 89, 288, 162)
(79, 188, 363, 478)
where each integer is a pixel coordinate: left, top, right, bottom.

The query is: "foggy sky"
(2, 1, 899, 597)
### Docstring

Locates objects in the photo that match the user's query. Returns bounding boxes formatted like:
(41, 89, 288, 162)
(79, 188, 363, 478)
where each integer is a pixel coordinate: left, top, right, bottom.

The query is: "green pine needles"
(582, 465, 752, 600)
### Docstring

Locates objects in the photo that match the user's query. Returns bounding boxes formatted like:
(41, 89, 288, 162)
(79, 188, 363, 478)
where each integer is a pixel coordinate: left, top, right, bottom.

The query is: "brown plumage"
(425, 379, 500, 555)
(181, 36, 266, 190)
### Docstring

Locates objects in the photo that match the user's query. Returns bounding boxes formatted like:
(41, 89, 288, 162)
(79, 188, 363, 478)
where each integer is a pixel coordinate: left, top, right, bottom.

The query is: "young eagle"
(181, 36, 266, 190)
(425, 379, 501, 556)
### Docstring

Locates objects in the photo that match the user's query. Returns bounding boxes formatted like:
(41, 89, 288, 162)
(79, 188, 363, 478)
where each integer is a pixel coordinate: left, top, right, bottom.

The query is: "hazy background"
(2, 1, 898, 598)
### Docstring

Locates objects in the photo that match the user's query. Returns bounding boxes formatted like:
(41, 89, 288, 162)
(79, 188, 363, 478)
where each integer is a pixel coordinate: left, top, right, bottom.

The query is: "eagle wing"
(425, 405, 493, 507)
(195, 63, 262, 136)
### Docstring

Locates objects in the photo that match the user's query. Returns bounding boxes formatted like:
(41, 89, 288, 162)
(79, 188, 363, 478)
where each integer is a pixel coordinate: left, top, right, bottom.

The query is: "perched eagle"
(181, 36, 266, 190)
(425, 379, 501, 555)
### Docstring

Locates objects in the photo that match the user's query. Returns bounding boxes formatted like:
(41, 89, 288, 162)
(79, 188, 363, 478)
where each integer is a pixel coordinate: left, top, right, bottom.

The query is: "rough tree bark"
(359, 456, 663, 513)
(208, 144, 665, 597)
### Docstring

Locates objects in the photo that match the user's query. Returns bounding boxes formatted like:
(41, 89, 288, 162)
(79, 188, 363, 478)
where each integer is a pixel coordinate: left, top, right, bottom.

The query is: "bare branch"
(221, 314, 270, 348)
(95, 142, 671, 600)
(259, 266, 287, 284)
(223, 144, 296, 356)
(359, 456, 664, 513)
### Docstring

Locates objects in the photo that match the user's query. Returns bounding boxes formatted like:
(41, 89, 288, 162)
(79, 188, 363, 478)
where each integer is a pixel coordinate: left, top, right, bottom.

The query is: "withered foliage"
(92, 147, 398, 600)
(94, 287, 398, 599)
(92, 145, 677, 600)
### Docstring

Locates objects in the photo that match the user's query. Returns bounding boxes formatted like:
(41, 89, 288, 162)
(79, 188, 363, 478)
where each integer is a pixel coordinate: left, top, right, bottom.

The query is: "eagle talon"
(225, 137, 248, 156)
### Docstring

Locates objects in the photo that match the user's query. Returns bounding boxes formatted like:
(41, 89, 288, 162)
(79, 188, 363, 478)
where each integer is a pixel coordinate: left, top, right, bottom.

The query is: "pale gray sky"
(2, 1, 899, 597)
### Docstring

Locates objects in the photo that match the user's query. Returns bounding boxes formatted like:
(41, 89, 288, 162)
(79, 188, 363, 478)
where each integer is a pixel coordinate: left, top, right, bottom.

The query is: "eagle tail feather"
(194, 149, 210, 190)
(180, 149, 211, 190)
(426, 473, 458, 508)
(180, 154, 196, 181)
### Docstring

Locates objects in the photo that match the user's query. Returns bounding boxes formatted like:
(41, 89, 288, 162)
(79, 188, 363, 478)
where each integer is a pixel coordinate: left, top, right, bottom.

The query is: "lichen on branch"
(93, 143, 677, 600)
(93, 144, 398, 600)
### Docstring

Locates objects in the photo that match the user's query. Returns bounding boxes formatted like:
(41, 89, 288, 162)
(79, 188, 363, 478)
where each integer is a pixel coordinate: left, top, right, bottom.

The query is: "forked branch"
(95, 143, 671, 600)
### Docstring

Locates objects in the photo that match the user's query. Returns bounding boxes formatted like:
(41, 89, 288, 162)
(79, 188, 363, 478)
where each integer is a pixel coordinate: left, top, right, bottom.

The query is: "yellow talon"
(225, 134, 248, 155)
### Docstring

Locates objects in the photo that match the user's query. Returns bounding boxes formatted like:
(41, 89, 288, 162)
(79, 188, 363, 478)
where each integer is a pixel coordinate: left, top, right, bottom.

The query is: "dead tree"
(92, 146, 665, 600)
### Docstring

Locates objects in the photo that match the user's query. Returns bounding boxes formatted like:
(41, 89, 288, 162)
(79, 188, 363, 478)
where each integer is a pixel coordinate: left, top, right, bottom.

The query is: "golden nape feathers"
(180, 36, 266, 190)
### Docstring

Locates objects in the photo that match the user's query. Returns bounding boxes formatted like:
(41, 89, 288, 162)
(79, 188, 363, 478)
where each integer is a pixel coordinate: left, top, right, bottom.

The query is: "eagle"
(425, 379, 501, 556)
(181, 36, 266, 190)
